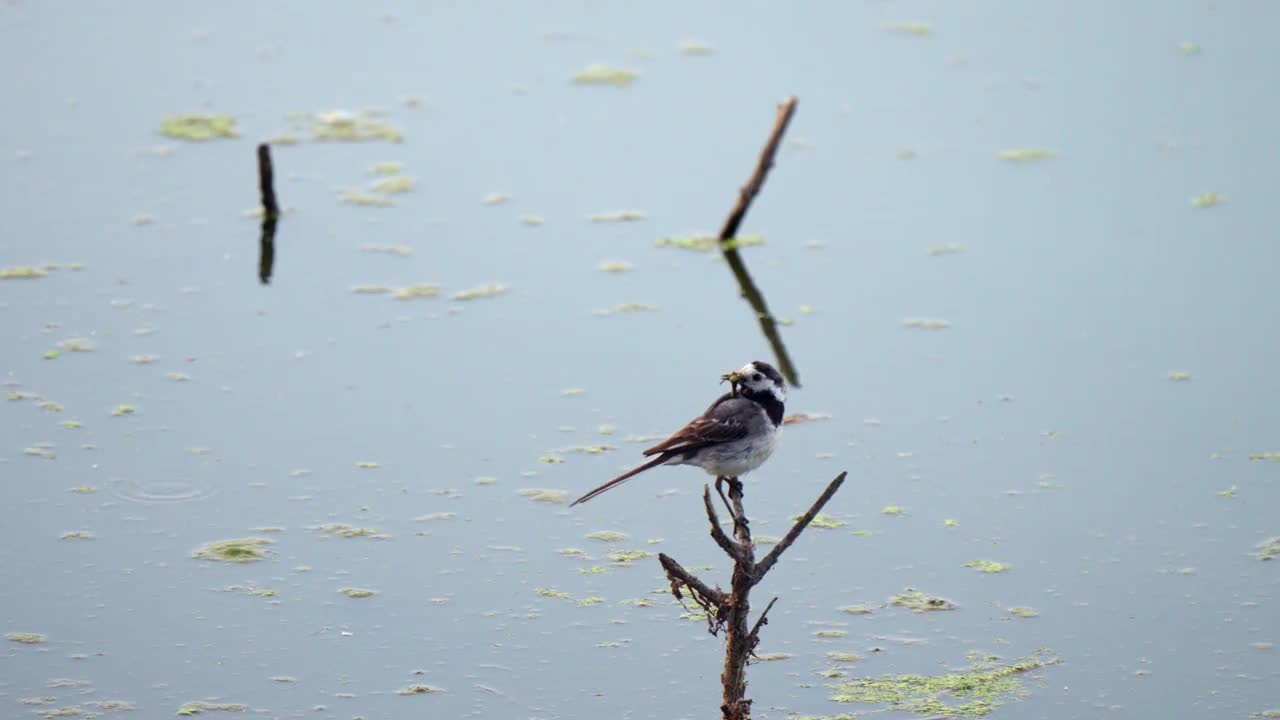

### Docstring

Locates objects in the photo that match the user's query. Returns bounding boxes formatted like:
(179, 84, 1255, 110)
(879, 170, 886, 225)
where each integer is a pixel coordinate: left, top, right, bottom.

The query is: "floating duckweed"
(7, 391, 40, 401)
(351, 285, 392, 295)
(1255, 537, 1280, 561)
(755, 653, 793, 661)
(593, 303, 660, 316)
(679, 39, 715, 55)
(250, 589, 277, 597)
(798, 514, 845, 529)
(1249, 452, 1280, 461)
(1217, 487, 1237, 498)
(390, 284, 441, 300)
(310, 110, 402, 142)
(338, 189, 395, 207)
(60, 531, 94, 541)
(927, 244, 964, 256)
(355, 461, 380, 469)
(755, 535, 780, 545)
(587, 530, 628, 542)
(193, 538, 272, 563)
(567, 444, 614, 454)
(1191, 192, 1221, 208)
(886, 21, 932, 35)
(654, 233, 764, 252)
(1, 266, 48, 279)
(519, 488, 567, 504)
(944, 519, 959, 527)
(881, 506, 907, 517)
(6, 632, 47, 644)
(61, 420, 82, 429)
(317, 523, 383, 538)
(453, 283, 508, 301)
(474, 476, 497, 485)
(561, 388, 586, 397)
(58, 338, 96, 352)
(590, 210, 646, 222)
(111, 404, 137, 417)
(783, 412, 832, 425)
(361, 244, 413, 256)
(577, 596, 605, 606)
(368, 161, 403, 175)
(558, 548, 585, 557)
(829, 653, 865, 664)
(37, 708, 83, 718)
(176, 700, 248, 715)
(128, 355, 159, 365)
(269, 134, 301, 145)
(1008, 607, 1038, 618)
(24, 446, 54, 459)
(579, 566, 608, 575)
(415, 512, 456, 522)
(996, 148, 1057, 163)
(965, 560, 1010, 574)
(38, 401, 63, 413)
(167, 372, 192, 382)
(619, 597, 654, 607)
(1177, 42, 1202, 55)
(537, 455, 566, 464)
(597, 261, 634, 273)
(830, 650, 1060, 716)
(160, 114, 239, 141)
(68, 485, 96, 493)
(372, 176, 415, 194)
(850, 530, 880, 537)
(571, 63, 638, 87)
(339, 588, 377, 598)
(1167, 371, 1191, 381)
(608, 549, 653, 565)
(890, 590, 955, 612)
(42, 350, 60, 360)
(536, 588, 572, 599)
(815, 630, 848, 638)
(903, 318, 950, 330)
(396, 684, 443, 695)
(840, 605, 874, 615)
(520, 215, 544, 226)
(482, 192, 510, 206)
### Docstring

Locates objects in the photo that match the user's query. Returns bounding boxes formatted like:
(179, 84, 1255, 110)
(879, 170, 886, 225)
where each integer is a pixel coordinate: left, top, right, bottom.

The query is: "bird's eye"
(752, 373, 762, 382)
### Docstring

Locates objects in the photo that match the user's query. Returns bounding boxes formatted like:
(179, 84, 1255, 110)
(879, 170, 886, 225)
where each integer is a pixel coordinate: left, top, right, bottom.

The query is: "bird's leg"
(714, 476, 738, 525)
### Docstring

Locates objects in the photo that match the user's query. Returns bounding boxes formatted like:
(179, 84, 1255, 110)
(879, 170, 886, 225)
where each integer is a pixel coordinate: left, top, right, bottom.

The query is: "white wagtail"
(571, 361, 786, 506)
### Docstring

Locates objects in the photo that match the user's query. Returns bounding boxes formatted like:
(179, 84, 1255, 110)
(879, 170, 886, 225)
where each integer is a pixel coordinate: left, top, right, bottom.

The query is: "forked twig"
(754, 472, 847, 577)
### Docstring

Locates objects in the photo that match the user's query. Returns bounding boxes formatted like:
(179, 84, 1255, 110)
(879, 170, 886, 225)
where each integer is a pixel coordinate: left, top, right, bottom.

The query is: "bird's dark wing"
(642, 395, 751, 457)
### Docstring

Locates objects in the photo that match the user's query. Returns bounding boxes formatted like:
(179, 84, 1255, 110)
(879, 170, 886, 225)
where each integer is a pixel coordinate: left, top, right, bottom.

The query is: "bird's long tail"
(570, 453, 672, 506)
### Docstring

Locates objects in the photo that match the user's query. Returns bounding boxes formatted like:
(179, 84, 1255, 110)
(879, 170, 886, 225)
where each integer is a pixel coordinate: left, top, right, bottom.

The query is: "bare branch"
(747, 596, 779, 660)
(754, 472, 847, 578)
(659, 552, 726, 608)
(704, 486, 745, 562)
(716, 96, 797, 244)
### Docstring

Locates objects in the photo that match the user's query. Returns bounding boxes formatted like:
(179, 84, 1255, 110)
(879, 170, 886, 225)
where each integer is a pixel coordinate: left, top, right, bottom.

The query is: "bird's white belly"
(680, 428, 781, 478)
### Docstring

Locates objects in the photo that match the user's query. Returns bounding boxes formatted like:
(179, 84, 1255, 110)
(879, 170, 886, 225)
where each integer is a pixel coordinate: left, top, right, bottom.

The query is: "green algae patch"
(840, 604, 874, 615)
(903, 318, 950, 330)
(579, 566, 608, 575)
(1249, 452, 1280, 461)
(338, 189, 395, 208)
(577, 596, 606, 607)
(1167, 370, 1191, 381)
(6, 632, 47, 644)
(597, 261, 634, 273)
(1008, 607, 1038, 618)
(944, 519, 959, 528)
(519, 488, 567, 504)
(655, 233, 764, 252)
(996, 148, 1057, 163)
(317, 523, 384, 539)
(111, 404, 138, 417)
(339, 587, 377, 598)
(594, 303, 659, 316)
(310, 110, 402, 142)
(176, 700, 247, 715)
(680, 39, 715, 55)
(58, 338, 96, 352)
(415, 512, 455, 522)
(881, 505, 908, 517)
(1191, 191, 1222, 208)
(397, 684, 443, 695)
(587, 530, 628, 542)
(482, 191, 511, 206)
(1, 266, 48, 279)
(590, 210, 646, 222)
(368, 161, 403, 175)
(537, 455, 566, 464)
(372, 176, 415, 194)
(390, 284, 441, 300)
(192, 538, 272, 563)
(361, 243, 413, 257)
(1177, 42, 1202, 55)
(831, 650, 1060, 716)
(886, 22, 933, 36)
(608, 549, 653, 566)
(1256, 537, 1280, 561)
(536, 588, 572, 599)
(571, 64, 638, 87)
(796, 514, 845, 529)
(160, 115, 239, 141)
(965, 560, 1010, 574)
(61, 531, 95, 541)
(453, 282, 508, 301)
(891, 590, 956, 612)
(43, 350, 60, 360)
(815, 630, 847, 638)
(829, 652, 864, 663)
(927, 244, 964, 256)
(68, 485, 96, 493)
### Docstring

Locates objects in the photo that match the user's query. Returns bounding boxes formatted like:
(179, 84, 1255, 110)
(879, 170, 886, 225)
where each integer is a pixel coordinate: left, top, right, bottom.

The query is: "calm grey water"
(2, 2, 1277, 719)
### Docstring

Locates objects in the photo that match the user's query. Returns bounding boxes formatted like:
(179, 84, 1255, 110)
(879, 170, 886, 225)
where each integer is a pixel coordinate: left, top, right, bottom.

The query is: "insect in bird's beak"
(720, 371, 742, 397)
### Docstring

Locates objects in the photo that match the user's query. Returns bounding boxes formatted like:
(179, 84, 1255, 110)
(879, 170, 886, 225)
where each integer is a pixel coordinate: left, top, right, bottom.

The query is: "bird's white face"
(736, 361, 786, 403)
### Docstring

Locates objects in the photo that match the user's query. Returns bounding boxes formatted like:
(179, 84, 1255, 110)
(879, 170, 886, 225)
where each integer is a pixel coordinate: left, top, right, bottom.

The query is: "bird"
(570, 360, 786, 506)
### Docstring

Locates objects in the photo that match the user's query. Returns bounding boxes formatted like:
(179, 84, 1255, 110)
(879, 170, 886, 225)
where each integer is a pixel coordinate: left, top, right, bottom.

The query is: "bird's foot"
(714, 476, 738, 524)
